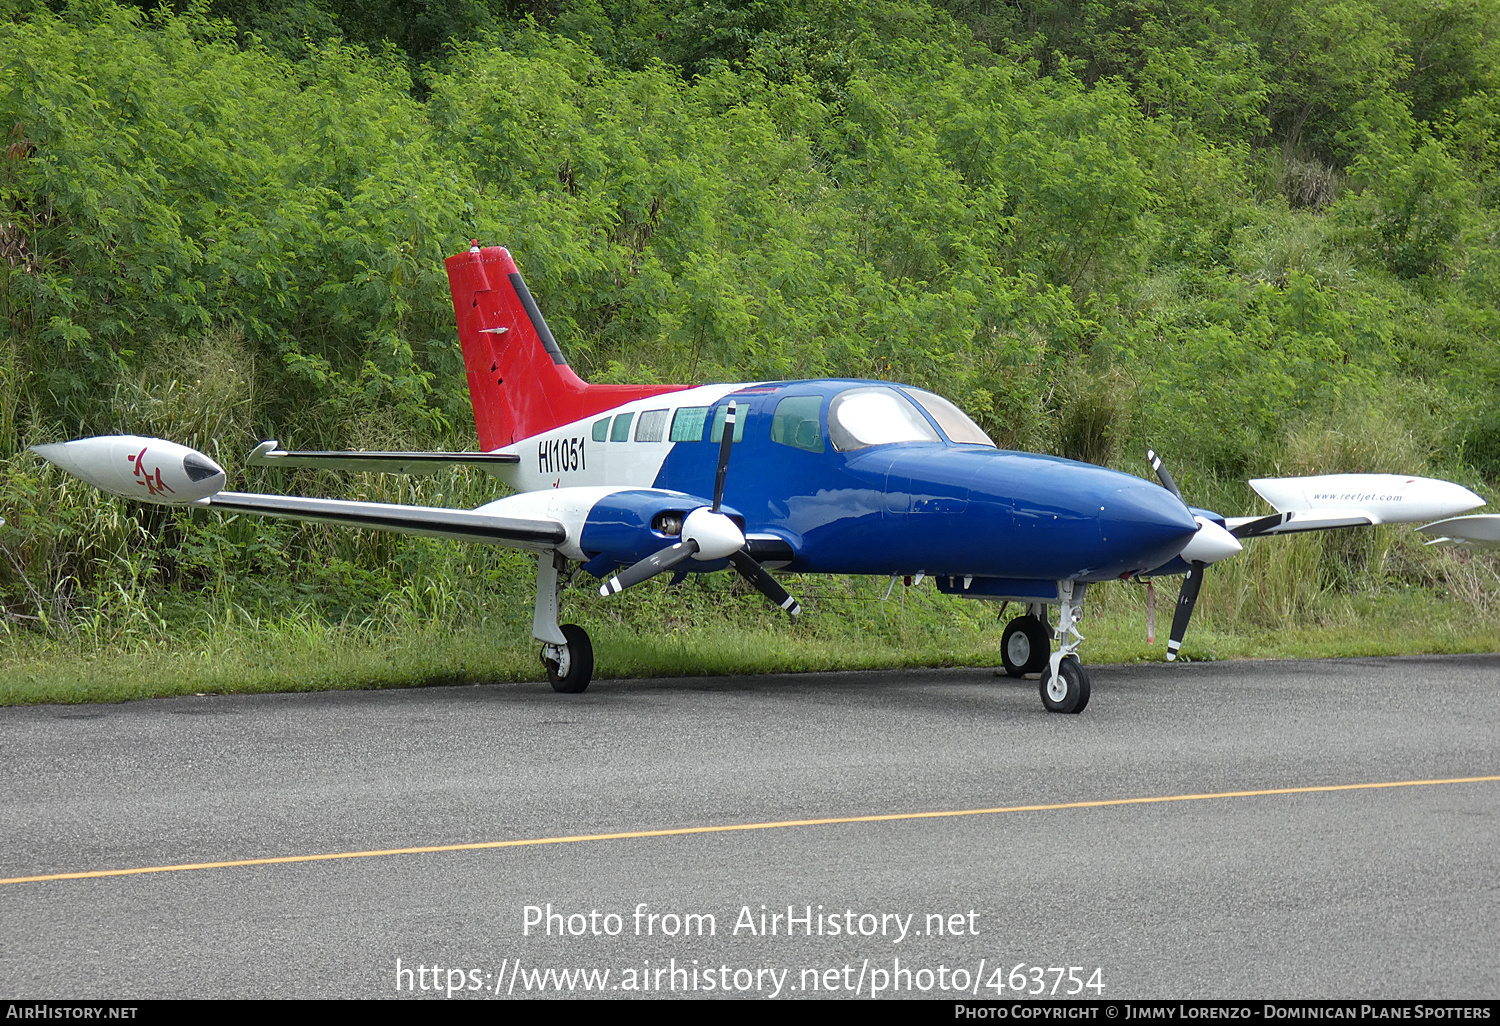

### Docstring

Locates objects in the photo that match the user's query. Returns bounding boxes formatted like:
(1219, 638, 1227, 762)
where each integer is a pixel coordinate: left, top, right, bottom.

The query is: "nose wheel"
(1040, 654, 1090, 713)
(1000, 615, 1051, 677)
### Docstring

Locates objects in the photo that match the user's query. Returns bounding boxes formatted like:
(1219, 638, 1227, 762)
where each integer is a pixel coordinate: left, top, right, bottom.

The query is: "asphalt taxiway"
(1, 655, 1497, 999)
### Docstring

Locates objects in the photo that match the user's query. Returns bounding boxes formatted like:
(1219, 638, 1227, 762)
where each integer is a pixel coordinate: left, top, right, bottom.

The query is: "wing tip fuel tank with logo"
(30, 436, 226, 504)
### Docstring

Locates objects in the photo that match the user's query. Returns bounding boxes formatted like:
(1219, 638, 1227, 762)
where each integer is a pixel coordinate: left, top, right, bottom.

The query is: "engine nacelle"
(476, 486, 740, 565)
(31, 435, 227, 505)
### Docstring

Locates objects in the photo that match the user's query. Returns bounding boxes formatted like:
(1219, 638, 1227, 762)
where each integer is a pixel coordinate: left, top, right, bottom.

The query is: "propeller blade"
(1230, 512, 1292, 539)
(728, 550, 802, 616)
(1147, 448, 1184, 502)
(1165, 563, 1204, 662)
(712, 401, 737, 512)
(598, 540, 700, 596)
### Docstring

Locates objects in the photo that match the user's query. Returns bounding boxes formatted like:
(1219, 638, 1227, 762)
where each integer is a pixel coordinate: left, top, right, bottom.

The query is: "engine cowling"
(31, 436, 227, 505)
(476, 486, 741, 566)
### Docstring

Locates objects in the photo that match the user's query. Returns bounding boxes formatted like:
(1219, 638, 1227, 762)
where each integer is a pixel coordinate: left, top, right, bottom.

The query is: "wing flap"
(247, 441, 518, 475)
(207, 492, 564, 548)
(1224, 509, 1376, 535)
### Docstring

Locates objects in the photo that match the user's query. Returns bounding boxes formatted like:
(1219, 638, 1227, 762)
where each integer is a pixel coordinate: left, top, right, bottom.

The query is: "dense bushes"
(0, 0, 1496, 642)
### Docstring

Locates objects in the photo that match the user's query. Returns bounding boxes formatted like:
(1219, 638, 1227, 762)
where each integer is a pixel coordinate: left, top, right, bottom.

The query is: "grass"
(2, 575, 1496, 706)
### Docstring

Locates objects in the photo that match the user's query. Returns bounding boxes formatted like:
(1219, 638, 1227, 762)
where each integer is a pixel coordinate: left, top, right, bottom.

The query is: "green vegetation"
(2, 0, 1499, 704)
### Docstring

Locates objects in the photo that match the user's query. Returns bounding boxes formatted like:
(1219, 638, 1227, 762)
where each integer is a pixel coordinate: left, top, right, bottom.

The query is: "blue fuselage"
(650, 381, 1198, 583)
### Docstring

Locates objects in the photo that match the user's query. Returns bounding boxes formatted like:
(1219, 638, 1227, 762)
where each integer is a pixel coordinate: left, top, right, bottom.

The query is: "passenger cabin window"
(592, 418, 609, 442)
(828, 386, 940, 452)
(635, 409, 668, 442)
(771, 395, 824, 453)
(904, 387, 995, 446)
(671, 407, 708, 442)
(710, 403, 748, 443)
(610, 412, 634, 442)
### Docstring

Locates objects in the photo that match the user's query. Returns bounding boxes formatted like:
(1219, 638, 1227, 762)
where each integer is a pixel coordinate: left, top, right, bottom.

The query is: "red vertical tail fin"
(446, 244, 688, 450)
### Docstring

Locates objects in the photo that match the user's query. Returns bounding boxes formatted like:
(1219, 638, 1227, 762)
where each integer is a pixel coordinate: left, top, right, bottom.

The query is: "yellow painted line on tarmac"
(4, 775, 1497, 887)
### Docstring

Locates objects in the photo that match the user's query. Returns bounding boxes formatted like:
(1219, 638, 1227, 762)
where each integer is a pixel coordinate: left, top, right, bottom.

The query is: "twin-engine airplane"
(31, 244, 1487, 713)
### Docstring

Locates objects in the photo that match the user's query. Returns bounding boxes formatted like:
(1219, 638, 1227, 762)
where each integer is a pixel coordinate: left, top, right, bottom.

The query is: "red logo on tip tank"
(127, 446, 174, 497)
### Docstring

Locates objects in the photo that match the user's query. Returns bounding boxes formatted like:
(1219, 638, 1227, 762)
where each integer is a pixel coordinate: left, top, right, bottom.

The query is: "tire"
(1001, 615, 1051, 677)
(1039, 655, 1090, 714)
(543, 623, 594, 694)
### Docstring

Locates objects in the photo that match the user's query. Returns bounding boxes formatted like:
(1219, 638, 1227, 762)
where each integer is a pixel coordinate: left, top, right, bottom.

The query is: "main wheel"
(1039, 655, 1090, 714)
(1001, 615, 1051, 677)
(542, 623, 594, 694)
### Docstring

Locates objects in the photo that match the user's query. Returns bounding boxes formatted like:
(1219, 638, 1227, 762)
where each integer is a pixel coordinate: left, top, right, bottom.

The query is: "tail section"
(446, 244, 690, 450)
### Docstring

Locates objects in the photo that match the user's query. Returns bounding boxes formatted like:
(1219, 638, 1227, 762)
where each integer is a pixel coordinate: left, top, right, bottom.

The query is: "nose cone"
(1098, 477, 1200, 574)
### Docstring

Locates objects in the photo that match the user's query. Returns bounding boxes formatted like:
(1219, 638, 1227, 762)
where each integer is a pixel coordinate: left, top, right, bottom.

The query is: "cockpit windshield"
(903, 387, 996, 447)
(828, 386, 941, 452)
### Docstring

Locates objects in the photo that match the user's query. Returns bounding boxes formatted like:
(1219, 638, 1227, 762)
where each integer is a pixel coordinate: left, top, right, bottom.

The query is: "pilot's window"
(592, 418, 609, 442)
(709, 402, 748, 443)
(610, 412, 634, 442)
(903, 387, 996, 446)
(670, 407, 708, 442)
(771, 395, 824, 453)
(635, 409, 668, 442)
(828, 386, 940, 452)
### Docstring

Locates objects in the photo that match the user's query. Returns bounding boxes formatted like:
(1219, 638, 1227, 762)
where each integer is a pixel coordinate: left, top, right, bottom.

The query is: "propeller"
(599, 402, 802, 616)
(1146, 448, 1248, 661)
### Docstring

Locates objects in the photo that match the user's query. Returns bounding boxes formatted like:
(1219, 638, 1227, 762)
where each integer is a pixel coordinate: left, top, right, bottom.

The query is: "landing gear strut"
(1040, 581, 1090, 714)
(534, 551, 594, 694)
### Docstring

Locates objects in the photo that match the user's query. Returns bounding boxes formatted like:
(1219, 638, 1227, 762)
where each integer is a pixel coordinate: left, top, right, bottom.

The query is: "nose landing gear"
(996, 584, 1092, 713)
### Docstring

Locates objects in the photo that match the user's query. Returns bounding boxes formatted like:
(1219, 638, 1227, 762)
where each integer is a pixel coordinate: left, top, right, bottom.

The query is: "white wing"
(1416, 514, 1500, 550)
(206, 492, 564, 548)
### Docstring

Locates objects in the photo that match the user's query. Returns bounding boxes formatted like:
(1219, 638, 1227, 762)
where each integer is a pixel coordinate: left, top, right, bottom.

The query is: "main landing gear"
(1000, 610, 1051, 677)
(533, 551, 596, 694)
(999, 583, 1091, 714)
(542, 623, 594, 693)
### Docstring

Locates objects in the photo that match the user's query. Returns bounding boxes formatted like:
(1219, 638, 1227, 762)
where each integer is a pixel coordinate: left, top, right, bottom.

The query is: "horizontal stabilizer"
(248, 441, 518, 475)
(207, 492, 564, 548)
(1417, 514, 1500, 550)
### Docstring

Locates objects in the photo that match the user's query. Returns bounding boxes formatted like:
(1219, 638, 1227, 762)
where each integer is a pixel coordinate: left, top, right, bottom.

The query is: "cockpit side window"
(903, 388, 996, 447)
(770, 395, 825, 453)
(828, 386, 941, 452)
(709, 403, 748, 443)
